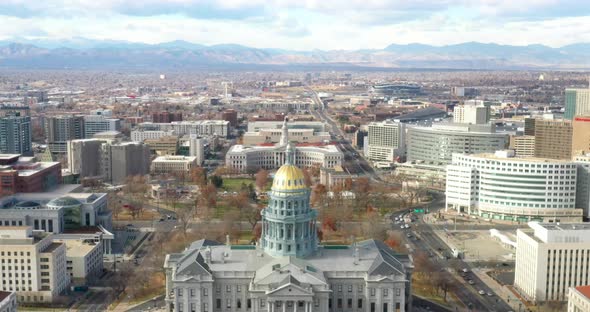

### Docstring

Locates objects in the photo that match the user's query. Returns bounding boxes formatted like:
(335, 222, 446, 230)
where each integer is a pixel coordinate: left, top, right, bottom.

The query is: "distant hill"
(0, 39, 588, 70)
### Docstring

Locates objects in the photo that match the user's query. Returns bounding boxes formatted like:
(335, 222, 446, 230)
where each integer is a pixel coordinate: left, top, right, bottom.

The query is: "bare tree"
(255, 169, 269, 191)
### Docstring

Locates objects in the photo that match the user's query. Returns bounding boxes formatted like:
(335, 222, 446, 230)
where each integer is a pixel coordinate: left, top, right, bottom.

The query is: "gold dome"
(272, 164, 307, 190)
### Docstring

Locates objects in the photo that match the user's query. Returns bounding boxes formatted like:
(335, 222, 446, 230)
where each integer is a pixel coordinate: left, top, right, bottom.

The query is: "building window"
(338, 285, 342, 292)
(347, 298, 353, 308)
(358, 299, 363, 308)
(216, 299, 221, 309)
(348, 285, 353, 292)
(226, 299, 231, 308)
(203, 303, 208, 312)
(203, 288, 208, 296)
(370, 288, 375, 296)
(337, 298, 342, 309)
(383, 289, 388, 297)
(396, 288, 401, 296)
(226, 285, 231, 292)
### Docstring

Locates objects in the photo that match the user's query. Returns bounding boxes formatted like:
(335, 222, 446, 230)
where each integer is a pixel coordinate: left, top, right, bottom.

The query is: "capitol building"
(164, 145, 413, 312)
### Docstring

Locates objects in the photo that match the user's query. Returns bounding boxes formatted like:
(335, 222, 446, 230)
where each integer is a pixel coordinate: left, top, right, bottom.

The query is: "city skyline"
(0, 0, 589, 50)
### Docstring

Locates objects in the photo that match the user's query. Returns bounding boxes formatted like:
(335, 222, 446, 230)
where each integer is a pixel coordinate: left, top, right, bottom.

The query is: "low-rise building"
(137, 120, 229, 138)
(515, 222, 590, 302)
(243, 128, 330, 145)
(0, 291, 17, 312)
(509, 135, 536, 158)
(0, 154, 61, 196)
(57, 239, 103, 285)
(130, 129, 176, 142)
(319, 166, 364, 190)
(568, 285, 590, 312)
(145, 136, 179, 156)
(151, 156, 197, 175)
(0, 227, 69, 303)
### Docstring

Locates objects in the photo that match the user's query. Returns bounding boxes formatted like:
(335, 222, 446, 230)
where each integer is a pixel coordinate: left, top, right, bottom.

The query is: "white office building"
(131, 130, 176, 142)
(83, 115, 121, 138)
(446, 151, 582, 222)
(453, 101, 489, 124)
(515, 222, 590, 302)
(366, 121, 405, 162)
(151, 156, 198, 175)
(137, 120, 229, 138)
(0, 227, 69, 303)
(226, 118, 343, 172)
(164, 148, 413, 312)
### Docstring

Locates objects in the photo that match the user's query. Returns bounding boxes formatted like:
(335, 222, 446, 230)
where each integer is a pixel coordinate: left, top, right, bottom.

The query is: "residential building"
(534, 118, 572, 160)
(226, 119, 342, 172)
(568, 285, 590, 312)
(145, 136, 179, 156)
(0, 114, 32, 156)
(572, 116, 590, 156)
(83, 115, 121, 138)
(0, 291, 17, 312)
(366, 121, 405, 162)
(0, 227, 69, 303)
(564, 88, 590, 120)
(137, 120, 229, 138)
(515, 222, 590, 302)
(151, 156, 197, 176)
(164, 147, 413, 312)
(406, 123, 508, 166)
(152, 111, 182, 123)
(45, 115, 84, 154)
(453, 101, 489, 124)
(446, 151, 581, 222)
(509, 135, 536, 158)
(0, 154, 61, 196)
(131, 129, 175, 142)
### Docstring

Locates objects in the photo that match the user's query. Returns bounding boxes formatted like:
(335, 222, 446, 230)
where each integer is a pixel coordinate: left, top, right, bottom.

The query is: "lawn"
(221, 178, 256, 192)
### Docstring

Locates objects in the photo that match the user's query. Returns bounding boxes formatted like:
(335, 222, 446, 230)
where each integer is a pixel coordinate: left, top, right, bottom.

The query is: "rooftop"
(41, 242, 63, 253)
(0, 291, 13, 302)
(466, 153, 575, 164)
(61, 239, 100, 257)
(575, 285, 590, 300)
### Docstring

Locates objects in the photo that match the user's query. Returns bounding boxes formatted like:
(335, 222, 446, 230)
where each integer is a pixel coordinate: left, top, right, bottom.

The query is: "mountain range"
(0, 38, 589, 70)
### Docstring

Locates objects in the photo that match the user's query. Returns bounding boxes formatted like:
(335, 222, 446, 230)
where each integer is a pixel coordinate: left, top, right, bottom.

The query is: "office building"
(137, 120, 229, 138)
(534, 118, 572, 160)
(105, 142, 151, 185)
(247, 121, 326, 133)
(83, 115, 121, 138)
(92, 131, 122, 143)
(319, 166, 364, 190)
(0, 115, 32, 156)
(524, 118, 536, 136)
(453, 101, 489, 124)
(151, 156, 197, 175)
(145, 136, 179, 156)
(67, 139, 104, 179)
(0, 227, 69, 303)
(574, 154, 590, 218)
(352, 129, 367, 149)
(450, 87, 479, 97)
(565, 88, 590, 120)
(0, 154, 61, 196)
(226, 119, 342, 172)
(56, 239, 103, 284)
(164, 148, 413, 312)
(366, 121, 406, 162)
(407, 123, 508, 166)
(568, 286, 590, 312)
(572, 116, 590, 156)
(509, 135, 536, 158)
(0, 291, 16, 312)
(152, 111, 182, 123)
(45, 115, 84, 154)
(222, 109, 238, 127)
(188, 136, 205, 166)
(515, 222, 590, 302)
(243, 128, 330, 146)
(446, 151, 582, 222)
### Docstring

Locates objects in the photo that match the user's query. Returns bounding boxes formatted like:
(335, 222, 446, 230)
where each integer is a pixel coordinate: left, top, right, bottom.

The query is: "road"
(396, 194, 515, 312)
(305, 85, 378, 180)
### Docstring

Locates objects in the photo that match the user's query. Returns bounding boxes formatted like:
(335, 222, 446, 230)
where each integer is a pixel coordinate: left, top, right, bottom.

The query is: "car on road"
(487, 292, 493, 297)
(468, 280, 475, 285)
(406, 233, 412, 238)
(462, 268, 469, 273)
(478, 290, 485, 295)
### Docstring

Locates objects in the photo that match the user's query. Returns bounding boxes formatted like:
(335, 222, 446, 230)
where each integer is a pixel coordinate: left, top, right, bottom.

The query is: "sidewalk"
(472, 268, 525, 312)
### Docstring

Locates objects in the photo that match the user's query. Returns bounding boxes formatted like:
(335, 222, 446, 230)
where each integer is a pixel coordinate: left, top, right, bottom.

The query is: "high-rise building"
(572, 116, 590, 156)
(45, 115, 84, 154)
(446, 151, 581, 222)
(533, 118, 572, 160)
(0, 114, 32, 156)
(221, 109, 238, 127)
(0, 227, 69, 303)
(366, 120, 405, 162)
(189, 136, 205, 166)
(453, 102, 489, 124)
(105, 142, 151, 184)
(515, 222, 590, 302)
(509, 135, 536, 158)
(524, 117, 536, 136)
(164, 147, 413, 312)
(67, 139, 104, 178)
(565, 88, 590, 120)
(83, 115, 121, 138)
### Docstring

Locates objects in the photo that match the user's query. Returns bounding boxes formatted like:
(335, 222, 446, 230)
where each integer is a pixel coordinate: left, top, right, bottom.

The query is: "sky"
(0, 0, 589, 50)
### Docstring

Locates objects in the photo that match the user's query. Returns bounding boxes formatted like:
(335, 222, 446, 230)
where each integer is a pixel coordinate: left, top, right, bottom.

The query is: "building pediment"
(266, 282, 313, 298)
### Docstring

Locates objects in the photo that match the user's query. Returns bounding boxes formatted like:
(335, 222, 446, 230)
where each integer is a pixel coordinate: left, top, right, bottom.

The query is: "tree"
(190, 167, 207, 186)
(253, 223, 262, 241)
(302, 168, 313, 187)
(311, 184, 328, 207)
(353, 177, 371, 212)
(209, 175, 223, 188)
(322, 215, 338, 231)
(199, 184, 218, 210)
(255, 169, 269, 191)
(176, 207, 195, 239)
